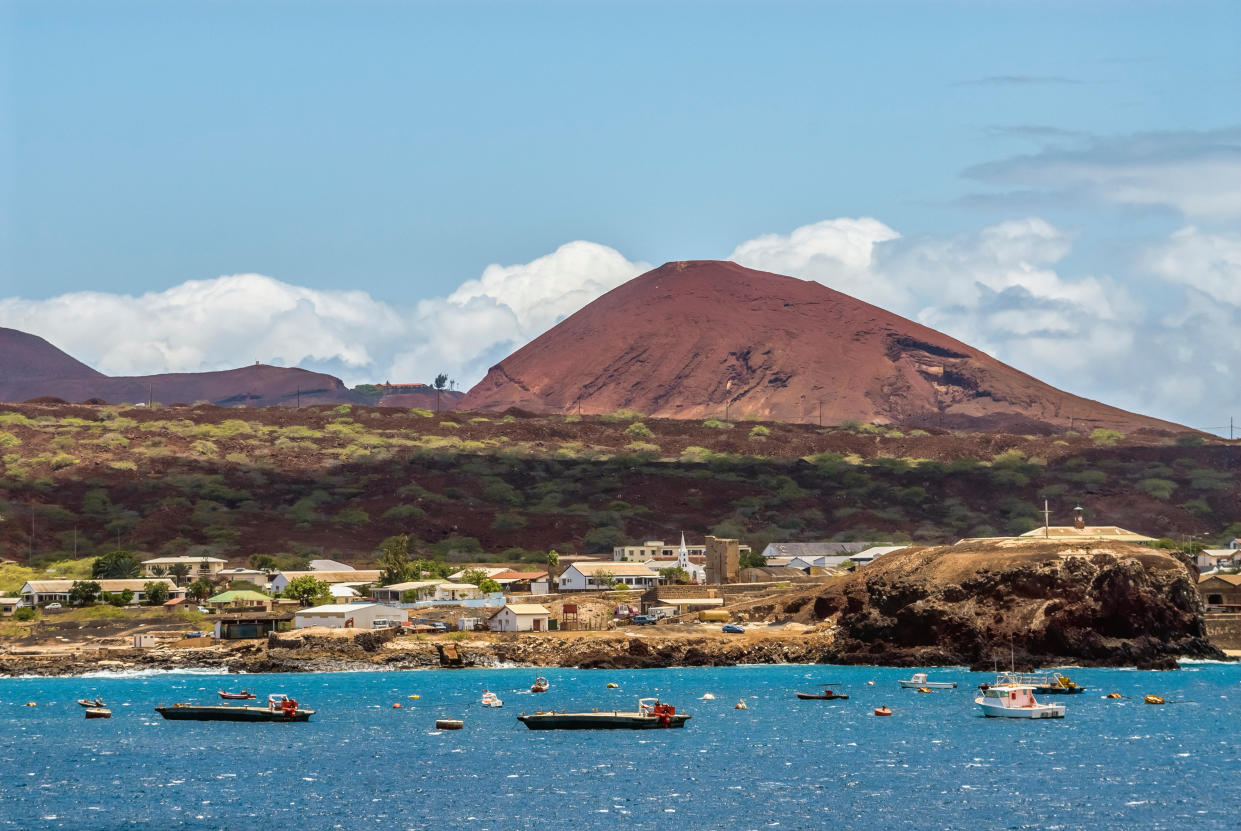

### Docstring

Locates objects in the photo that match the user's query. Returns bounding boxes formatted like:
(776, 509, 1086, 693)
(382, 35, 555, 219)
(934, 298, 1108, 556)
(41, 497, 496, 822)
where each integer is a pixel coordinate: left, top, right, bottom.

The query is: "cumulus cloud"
(728, 217, 904, 309)
(0, 241, 648, 389)
(963, 128, 1241, 219)
(728, 216, 1238, 431)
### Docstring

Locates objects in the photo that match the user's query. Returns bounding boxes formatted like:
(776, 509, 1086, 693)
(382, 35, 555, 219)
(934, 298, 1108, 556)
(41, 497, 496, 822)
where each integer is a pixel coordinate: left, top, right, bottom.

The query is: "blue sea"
(2, 663, 1238, 830)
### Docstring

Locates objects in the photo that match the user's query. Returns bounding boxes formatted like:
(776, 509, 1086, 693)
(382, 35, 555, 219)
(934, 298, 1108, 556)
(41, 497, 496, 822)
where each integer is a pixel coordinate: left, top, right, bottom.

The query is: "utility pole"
(296, 387, 301, 409)
(1042, 500, 1051, 539)
(148, 383, 153, 408)
(818, 401, 822, 427)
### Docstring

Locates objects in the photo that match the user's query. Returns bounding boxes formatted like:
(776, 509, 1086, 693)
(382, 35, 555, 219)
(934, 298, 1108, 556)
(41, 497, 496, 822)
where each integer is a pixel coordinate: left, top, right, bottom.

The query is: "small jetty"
(436, 719, 464, 730)
(155, 693, 314, 722)
(517, 698, 690, 730)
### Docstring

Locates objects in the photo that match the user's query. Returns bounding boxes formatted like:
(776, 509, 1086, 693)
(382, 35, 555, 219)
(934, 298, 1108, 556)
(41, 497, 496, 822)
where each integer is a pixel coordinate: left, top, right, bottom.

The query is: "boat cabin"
(981, 686, 1040, 708)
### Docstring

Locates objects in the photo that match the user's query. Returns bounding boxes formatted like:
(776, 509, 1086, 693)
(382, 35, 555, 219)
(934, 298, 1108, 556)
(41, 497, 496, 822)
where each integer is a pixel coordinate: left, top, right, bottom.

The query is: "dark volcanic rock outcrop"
(790, 538, 1221, 667)
(461, 260, 1185, 433)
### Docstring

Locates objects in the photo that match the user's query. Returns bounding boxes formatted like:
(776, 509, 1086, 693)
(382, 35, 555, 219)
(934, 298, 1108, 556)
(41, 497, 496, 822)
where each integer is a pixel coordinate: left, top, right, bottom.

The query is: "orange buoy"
(873, 706, 892, 717)
(392, 702, 402, 708)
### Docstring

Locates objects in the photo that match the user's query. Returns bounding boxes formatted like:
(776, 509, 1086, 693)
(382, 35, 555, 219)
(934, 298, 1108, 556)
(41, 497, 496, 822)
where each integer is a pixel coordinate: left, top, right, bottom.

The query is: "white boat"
(480, 691, 503, 708)
(898, 672, 957, 689)
(975, 682, 1065, 719)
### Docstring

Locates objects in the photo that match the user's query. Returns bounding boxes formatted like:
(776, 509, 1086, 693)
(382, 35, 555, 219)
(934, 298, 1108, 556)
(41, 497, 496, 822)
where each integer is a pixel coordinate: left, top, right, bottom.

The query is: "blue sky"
(1, 1, 1239, 430)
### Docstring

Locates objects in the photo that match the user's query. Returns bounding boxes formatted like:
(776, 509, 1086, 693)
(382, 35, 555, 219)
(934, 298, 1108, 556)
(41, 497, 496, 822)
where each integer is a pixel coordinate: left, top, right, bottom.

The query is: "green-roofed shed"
(206, 590, 273, 609)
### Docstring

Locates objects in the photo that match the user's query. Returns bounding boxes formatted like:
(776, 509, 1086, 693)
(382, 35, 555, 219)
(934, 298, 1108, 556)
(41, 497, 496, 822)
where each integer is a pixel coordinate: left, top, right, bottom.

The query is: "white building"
(270, 570, 382, 594)
(140, 556, 226, 578)
(489, 604, 550, 632)
(20, 579, 184, 607)
(294, 603, 395, 630)
(614, 537, 751, 562)
(849, 546, 908, 567)
(371, 581, 443, 605)
(557, 561, 659, 592)
(447, 566, 509, 581)
(1197, 549, 1241, 573)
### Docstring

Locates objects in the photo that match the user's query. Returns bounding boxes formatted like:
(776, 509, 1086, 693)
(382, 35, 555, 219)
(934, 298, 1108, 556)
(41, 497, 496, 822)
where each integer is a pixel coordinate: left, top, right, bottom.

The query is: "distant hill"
(0, 327, 353, 407)
(461, 260, 1185, 434)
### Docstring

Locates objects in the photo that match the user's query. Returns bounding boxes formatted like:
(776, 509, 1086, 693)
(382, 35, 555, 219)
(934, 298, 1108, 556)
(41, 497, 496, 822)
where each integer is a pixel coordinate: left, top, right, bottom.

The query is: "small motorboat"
(795, 684, 849, 701)
(77, 698, 104, 708)
(481, 691, 503, 708)
(84, 707, 111, 719)
(699, 693, 716, 700)
(981, 672, 1084, 695)
(1144, 695, 1164, 705)
(898, 672, 957, 690)
(218, 690, 257, 701)
(436, 719, 464, 730)
(975, 680, 1065, 719)
(1105, 692, 1123, 699)
(531, 677, 549, 693)
(874, 706, 892, 717)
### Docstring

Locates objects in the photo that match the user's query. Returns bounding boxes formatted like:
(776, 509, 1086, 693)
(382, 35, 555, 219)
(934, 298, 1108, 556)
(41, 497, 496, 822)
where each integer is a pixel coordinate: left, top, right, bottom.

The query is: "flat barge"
(517, 698, 689, 730)
(155, 694, 314, 722)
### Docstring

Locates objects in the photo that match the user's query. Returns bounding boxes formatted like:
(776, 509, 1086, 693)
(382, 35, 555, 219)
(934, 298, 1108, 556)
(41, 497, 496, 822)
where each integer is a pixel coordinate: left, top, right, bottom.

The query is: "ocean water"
(1, 663, 1239, 830)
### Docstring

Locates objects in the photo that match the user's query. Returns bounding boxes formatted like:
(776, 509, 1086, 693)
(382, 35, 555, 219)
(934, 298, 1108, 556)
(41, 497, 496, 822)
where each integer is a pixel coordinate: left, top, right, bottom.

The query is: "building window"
(1208, 594, 1224, 605)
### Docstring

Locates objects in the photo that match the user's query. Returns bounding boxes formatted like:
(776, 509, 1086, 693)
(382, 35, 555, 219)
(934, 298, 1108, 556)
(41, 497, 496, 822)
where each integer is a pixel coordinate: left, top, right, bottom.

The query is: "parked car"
(721, 624, 745, 634)
(631, 615, 657, 625)
(197, 606, 210, 614)
(428, 621, 449, 632)
(45, 603, 62, 609)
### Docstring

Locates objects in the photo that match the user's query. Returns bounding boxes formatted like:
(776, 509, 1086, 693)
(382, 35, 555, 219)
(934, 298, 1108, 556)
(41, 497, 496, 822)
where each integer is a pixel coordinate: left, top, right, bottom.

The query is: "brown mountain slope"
(0, 327, 354, 406)
(461, 260, 1184, 433)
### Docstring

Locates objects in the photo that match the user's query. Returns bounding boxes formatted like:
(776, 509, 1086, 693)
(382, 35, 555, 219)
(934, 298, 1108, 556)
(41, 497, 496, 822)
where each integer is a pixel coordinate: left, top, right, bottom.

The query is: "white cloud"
(963, 128, 1241, 220)
(0, 241, 648, 389)
(727, 217, 905, 309)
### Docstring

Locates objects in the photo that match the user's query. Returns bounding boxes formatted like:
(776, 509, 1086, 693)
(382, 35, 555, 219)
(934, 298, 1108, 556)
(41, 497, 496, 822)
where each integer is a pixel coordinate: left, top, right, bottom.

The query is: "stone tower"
(704, 535, 740, 584)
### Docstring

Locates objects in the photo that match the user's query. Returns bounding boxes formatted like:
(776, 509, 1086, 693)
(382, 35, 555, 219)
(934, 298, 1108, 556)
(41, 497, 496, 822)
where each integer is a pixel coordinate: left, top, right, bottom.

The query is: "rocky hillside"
(462, 260, 1184, 434)
(0, 327, 355, 407)
(784, 538, 1221, 668)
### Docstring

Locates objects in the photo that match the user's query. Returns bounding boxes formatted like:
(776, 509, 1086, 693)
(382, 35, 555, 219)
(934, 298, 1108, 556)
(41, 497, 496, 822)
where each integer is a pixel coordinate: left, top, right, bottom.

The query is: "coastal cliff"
(781, 538, 1221, 668)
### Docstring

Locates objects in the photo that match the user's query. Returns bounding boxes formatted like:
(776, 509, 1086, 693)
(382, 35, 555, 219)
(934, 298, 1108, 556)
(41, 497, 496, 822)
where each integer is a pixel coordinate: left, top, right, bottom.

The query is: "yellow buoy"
(26, 702, 36, 707)
(1106, 692, 1122, 699)
(916, 687, 932, 693)
(1144, 695, 1164, 705)
(408, 694, 420, 700)
(606, 682, 619, 689)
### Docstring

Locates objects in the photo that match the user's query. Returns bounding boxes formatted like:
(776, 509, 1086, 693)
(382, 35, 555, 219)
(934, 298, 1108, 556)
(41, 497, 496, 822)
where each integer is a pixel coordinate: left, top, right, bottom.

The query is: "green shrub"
(108, 460, 137, 471)
(749, 425, 771, 439)
(382, 504, 426, 521)
(333, 508, 370, 527)
(1175, 434, 1206, 447)
(702, 419, 733, 430)
(469, 417, 491, 424)
(190, 440, 218, 457)
(0, 430, 19, 448)
(601, 409, 644, 423)
(439, 421, 460, 430)
(491, 512, 528, 532)
(14, 607, 36, 621)
(1138, 478, 1177, 500)
(624, 421, 654, 439)
(1090, 428, 1124, 447)
(409, 408, 433, 418)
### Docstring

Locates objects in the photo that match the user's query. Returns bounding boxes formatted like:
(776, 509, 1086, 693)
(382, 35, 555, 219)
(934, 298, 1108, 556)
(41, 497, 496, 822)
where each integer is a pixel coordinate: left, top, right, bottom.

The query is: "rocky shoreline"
(0, 626, 1224, 677)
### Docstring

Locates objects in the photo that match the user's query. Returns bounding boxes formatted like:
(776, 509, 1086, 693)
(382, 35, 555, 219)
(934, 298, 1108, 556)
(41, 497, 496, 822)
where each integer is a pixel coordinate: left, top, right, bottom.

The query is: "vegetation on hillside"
(0, 402, 1235, 570)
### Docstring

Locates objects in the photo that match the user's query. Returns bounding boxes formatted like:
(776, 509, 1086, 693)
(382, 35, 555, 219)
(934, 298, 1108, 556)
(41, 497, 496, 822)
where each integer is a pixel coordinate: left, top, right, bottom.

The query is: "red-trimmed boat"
(218, 690, 257, 700)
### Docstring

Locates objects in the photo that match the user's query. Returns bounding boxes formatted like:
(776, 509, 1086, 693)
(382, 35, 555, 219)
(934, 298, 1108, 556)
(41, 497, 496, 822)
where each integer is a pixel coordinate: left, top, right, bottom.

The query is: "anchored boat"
(898, 672, 957, 689)
(975, 681, 1066, 719)
(531, 677, 549, 693)
(155, 694, 314, 722)
(218, 689, 257, 700)
(795, 684, 849, 701)
(517, 697, 690, 730)
(981, 671, 1084, 695)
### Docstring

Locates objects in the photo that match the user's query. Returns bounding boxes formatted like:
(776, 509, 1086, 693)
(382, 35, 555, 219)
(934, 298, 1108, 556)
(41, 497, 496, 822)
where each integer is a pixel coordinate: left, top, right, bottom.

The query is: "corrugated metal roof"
(568, 562, 657, 576)
(495, 604, 550, 616)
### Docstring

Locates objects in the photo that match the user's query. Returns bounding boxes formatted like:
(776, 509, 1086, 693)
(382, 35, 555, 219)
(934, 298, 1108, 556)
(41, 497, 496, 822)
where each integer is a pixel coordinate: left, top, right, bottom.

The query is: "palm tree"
(150, 565, 168, 578)
(168, 563, 191, 586)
